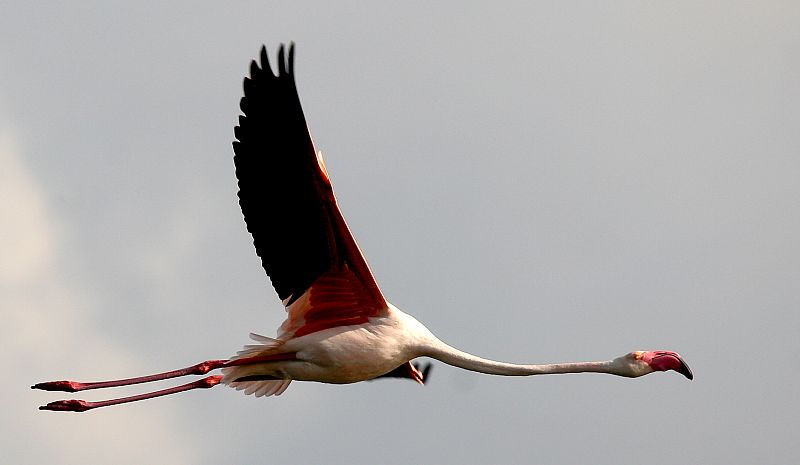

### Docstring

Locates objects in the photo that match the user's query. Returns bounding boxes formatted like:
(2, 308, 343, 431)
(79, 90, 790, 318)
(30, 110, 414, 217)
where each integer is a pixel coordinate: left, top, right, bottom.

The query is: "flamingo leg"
(32, 353, 298, 393)
(39, 375, 223, 412)
(31, 359, 230, 393)
(33, 353, 299, 412)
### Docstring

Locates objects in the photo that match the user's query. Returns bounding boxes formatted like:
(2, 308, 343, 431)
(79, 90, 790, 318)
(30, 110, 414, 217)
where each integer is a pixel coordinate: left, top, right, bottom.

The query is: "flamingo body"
(224, 304, 429, 389)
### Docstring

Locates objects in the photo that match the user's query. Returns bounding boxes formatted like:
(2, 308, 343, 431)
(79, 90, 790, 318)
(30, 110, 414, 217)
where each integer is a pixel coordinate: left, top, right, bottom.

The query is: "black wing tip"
(235, 43, 297, 137)
(277, 45, 286, 75)
(253, 42, 296, 79)
(368, 361, 434, 384)
(287, 42, 295, 75)
(420, 361, 433, 384)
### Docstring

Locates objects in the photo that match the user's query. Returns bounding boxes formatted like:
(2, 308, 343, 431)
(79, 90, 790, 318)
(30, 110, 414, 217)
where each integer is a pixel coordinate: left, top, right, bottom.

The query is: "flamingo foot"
(39, 399, 94, 412)
(31, 381, 83, 392)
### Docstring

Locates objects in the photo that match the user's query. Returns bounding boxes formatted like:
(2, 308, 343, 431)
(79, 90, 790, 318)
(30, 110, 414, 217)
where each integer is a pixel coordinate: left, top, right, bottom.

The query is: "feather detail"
(231, 332, 285, 359)
(229, 378, 292, 398)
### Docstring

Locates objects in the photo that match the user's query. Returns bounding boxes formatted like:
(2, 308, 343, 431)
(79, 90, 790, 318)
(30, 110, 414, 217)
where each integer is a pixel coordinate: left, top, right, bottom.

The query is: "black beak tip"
(678, 360, 694, 380)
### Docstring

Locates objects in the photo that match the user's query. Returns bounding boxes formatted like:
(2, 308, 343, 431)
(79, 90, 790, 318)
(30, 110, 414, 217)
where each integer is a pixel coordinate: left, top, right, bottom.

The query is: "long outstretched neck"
(424, 339, 616, 376)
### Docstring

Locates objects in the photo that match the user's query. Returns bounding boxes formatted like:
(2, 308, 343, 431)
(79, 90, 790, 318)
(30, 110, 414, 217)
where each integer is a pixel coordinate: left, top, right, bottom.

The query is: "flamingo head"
(616, 351, 693, 380)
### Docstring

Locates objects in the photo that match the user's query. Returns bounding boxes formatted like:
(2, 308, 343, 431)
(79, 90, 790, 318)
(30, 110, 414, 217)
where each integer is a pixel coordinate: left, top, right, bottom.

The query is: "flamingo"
(33, 44, 692, 412)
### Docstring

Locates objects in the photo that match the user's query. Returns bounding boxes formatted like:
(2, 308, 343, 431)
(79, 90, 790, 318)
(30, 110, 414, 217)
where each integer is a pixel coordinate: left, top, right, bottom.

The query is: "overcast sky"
(3, 2, 799, 464)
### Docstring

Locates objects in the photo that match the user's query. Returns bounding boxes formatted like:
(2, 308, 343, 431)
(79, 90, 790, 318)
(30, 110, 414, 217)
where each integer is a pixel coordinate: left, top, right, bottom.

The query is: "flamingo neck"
(424, 340, 616, 376)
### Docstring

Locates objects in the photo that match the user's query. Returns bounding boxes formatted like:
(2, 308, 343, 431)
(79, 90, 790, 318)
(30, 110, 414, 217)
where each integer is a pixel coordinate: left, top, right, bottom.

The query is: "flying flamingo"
(33, 44, 692, 412)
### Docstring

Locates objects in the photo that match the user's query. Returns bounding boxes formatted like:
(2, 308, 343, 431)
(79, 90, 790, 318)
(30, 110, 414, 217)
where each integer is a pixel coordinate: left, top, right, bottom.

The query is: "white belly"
(284, 319, 411, 383)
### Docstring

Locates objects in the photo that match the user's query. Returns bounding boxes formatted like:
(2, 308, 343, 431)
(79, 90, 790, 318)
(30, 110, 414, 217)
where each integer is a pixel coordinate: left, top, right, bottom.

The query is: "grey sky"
(3, 2, 798, 464)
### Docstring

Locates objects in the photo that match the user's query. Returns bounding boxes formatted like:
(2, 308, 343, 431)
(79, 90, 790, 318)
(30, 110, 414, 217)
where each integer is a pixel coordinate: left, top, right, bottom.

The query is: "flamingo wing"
(232, 44, 388, 338)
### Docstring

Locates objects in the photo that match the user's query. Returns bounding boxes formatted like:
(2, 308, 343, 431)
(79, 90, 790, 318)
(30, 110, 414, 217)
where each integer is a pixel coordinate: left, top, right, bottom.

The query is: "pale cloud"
(0, 130, 53, 284)
(0, 127, 201, 465)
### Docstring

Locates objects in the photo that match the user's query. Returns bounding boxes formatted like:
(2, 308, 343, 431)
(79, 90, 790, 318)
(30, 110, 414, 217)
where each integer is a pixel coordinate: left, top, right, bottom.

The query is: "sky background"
(3, 2, 799, 464)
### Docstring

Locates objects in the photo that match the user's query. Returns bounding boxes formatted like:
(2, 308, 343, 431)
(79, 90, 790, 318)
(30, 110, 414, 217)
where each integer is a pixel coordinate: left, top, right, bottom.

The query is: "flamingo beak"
(642, 351, 694, 380)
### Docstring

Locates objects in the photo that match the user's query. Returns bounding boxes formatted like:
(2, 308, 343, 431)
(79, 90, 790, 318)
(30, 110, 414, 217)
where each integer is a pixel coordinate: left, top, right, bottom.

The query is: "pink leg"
(39, 375, 223, 412)
(31, 359, 229, 392)
(34, 353, 299, 412)
(32, 353, 299, 393)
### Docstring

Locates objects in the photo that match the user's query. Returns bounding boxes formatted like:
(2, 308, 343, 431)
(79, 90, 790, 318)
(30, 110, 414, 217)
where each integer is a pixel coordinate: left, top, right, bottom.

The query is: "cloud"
(0, 130, 53, 284)
(0, 126, 201, 465)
